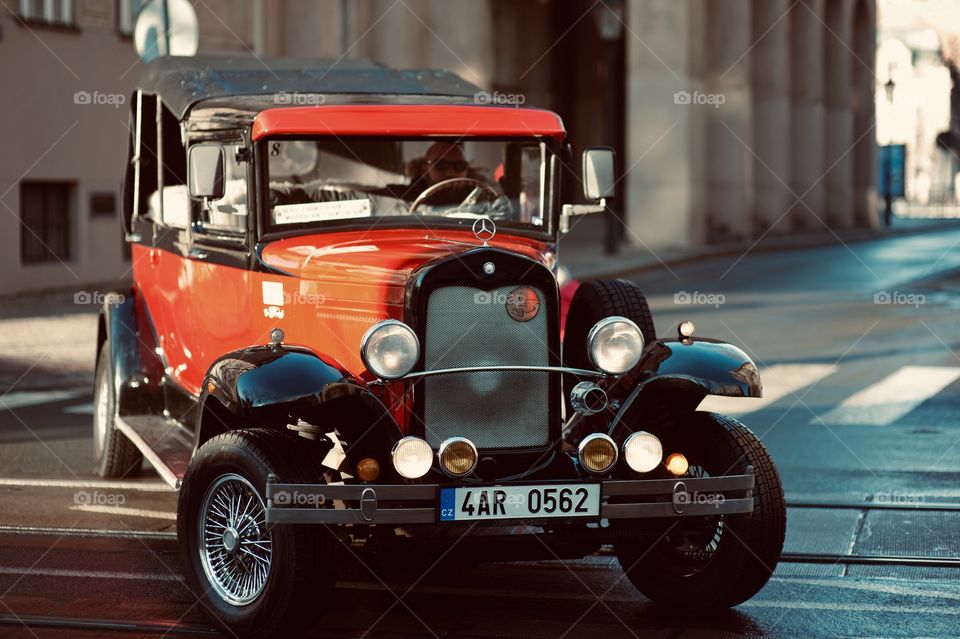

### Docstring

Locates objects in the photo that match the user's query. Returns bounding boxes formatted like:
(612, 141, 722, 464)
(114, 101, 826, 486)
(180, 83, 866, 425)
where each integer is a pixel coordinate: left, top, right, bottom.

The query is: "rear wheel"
(177, 429, 337, 638)
(93, 342, 142, 478)
(615, 412, 785, 608)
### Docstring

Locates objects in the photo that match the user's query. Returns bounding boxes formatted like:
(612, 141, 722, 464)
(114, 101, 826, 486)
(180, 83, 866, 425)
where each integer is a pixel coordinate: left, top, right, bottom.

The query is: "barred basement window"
(20, 181, 72, 264)
(18, 0, 74, 26)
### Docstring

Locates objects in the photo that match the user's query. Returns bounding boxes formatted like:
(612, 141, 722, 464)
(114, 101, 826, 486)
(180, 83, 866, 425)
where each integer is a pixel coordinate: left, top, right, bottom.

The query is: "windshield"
(263, 137, 553, 237)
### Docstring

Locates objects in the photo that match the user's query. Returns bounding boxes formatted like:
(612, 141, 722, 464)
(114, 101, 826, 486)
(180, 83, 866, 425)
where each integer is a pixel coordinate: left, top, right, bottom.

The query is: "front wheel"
(177, 429, 337, 638)
(615, 412, 786, 608)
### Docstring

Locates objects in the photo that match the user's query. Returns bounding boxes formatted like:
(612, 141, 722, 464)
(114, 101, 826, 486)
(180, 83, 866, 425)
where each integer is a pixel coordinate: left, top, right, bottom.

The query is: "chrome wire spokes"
(198, 474, 272, 606)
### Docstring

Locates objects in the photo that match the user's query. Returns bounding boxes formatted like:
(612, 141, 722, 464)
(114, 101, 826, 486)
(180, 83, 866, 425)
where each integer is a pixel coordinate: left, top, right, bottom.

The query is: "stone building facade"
(0, 0, 876, 295)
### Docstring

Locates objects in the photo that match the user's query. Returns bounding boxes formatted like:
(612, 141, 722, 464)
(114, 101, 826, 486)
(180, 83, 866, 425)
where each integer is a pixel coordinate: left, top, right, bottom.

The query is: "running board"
(115, 415, 193, 490)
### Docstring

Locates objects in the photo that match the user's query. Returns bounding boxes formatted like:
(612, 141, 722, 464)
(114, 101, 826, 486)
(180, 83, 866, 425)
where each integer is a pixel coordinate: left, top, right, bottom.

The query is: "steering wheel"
(409, 177, 501, 213)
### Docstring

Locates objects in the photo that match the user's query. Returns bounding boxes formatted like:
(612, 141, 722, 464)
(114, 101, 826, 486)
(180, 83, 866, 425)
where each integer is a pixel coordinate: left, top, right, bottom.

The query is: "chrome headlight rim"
(390, 436, 433, 479)
(577, 432, 619, 475)
(437, 436, 479, 478)
(586, 315, 645, 375)
(360, 319, 420, 380)
(622, 430, 664, 473)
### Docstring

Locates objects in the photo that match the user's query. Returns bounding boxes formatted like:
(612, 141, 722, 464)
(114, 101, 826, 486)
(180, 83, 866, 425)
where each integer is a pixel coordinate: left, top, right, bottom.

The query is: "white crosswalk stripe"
(0, 389, 87, 411)
(814, 365, 960, 426)
(698, 364, 837, 416)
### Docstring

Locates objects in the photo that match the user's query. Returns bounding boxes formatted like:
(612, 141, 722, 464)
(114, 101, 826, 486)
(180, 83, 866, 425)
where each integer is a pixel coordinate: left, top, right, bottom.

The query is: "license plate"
(439, 483, 600, 522)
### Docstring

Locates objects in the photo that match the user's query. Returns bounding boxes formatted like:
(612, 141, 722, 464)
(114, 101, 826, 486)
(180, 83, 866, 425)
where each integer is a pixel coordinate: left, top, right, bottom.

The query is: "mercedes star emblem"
(472, 217, 496, 244)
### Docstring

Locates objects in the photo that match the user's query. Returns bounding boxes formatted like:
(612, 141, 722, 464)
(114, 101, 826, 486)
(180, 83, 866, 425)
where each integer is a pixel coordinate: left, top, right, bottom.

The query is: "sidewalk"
(559, 215, 960, 280)
(3, 216, 959, 392)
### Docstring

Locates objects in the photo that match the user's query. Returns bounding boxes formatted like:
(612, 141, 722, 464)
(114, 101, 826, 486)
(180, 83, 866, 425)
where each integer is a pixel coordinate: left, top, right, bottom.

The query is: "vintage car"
(94, 56, 785, 637)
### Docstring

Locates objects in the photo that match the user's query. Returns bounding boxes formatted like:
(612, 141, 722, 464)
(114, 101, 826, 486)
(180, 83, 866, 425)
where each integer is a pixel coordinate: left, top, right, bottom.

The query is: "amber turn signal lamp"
(357, 458, 380, 482)
(665, 453, 689, 477)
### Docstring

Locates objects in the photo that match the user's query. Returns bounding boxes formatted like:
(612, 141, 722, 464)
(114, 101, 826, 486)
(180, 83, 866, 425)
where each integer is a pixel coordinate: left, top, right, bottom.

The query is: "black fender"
(196, 346, 404, 467)
(608, 337, 761, 437)
(97, 288, 165, 417)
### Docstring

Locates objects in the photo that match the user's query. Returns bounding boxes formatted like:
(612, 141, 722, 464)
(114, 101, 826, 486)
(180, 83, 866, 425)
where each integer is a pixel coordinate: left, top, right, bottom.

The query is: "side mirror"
(188, 144, 225, 200)
(582, 147, 615, 201)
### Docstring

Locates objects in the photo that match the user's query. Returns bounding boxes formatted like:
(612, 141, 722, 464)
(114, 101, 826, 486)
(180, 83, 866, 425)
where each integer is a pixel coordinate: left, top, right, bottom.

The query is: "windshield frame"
(255, 135, 560, 244)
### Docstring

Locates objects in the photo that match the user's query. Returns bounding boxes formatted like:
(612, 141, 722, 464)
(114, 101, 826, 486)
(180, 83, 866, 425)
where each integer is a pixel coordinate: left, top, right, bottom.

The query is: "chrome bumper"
(264, 467, 754, 525)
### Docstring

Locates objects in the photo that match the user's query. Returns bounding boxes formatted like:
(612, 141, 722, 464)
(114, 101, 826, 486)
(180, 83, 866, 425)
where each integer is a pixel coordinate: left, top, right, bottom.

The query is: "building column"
(822, 0, 855, 228)
(703, 0, 754, 241)
(751, 0, 793, 235)
(790, 0, 825, 230)
(852, 0, 878, 228)
(623, 0, 706, 250)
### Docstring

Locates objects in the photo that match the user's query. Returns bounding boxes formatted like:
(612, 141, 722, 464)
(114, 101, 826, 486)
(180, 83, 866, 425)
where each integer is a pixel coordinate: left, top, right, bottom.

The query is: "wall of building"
(0, 0, 258, 296)
(624, 0, 878, 250)
(0, 0, 877, 295)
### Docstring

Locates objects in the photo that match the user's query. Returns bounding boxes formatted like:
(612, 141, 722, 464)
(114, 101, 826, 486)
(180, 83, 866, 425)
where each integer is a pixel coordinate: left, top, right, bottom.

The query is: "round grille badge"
(506, 286, 540, 322)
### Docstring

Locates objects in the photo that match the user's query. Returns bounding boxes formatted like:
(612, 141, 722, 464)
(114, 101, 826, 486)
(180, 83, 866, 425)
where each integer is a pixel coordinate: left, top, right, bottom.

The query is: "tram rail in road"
(0, 499, 957, 637)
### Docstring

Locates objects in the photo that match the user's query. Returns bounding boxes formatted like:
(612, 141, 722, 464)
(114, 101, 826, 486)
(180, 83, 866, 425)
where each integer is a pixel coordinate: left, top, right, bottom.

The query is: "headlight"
(586, 316, 644, 374)
(438, 437, 478, 477)
(360, 320, 420, 380)
(391, 436, 433, 479)
(623, 431, 663, 473)
(578, 433, 618, 474)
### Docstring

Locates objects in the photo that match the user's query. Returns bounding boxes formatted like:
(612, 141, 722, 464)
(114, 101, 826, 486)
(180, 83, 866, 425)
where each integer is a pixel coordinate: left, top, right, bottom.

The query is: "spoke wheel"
(178, 429, 338, 638)
(199, 474, 273, 606)
(92, 342, 142, 477)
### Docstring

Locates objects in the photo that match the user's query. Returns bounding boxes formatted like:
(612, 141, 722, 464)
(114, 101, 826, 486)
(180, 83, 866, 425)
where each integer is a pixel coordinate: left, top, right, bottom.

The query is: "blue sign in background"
(878, 144, 906, 198)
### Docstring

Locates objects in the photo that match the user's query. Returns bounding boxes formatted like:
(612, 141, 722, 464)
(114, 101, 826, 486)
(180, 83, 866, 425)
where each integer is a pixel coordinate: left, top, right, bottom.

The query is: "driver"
(405, 142, 489, 206)
(423, 142, 470, 185)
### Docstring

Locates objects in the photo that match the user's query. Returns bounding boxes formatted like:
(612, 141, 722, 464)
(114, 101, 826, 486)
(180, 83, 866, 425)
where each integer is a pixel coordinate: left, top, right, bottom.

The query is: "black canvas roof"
(138, 56, 482, 120)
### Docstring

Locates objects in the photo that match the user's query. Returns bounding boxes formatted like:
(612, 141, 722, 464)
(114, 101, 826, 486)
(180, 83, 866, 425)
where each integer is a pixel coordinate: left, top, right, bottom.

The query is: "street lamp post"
(883, 76, 896, 228)
(593, 0, 624, 255)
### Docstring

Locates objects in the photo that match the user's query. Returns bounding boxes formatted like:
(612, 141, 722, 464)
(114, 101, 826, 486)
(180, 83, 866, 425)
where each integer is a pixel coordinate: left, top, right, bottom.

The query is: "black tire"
(563, 279, 656, 395)
(615, 412, 785, 608)
(93, 342, 142, 478)
(177, 429, 337, 638)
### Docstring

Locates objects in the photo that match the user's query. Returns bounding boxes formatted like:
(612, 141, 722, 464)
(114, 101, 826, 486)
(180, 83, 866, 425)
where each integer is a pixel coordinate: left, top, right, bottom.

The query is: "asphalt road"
(2, 227, 960, 637)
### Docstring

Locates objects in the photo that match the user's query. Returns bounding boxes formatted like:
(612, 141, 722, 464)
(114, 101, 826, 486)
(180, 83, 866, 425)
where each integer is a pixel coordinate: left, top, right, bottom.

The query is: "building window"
(117, 0, 147, 35)
(19, 0, 74, 26)
(20, 182, 72, 264)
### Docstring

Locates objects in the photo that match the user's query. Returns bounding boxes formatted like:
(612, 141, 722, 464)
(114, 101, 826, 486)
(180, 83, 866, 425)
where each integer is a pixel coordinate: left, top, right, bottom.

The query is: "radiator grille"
(422, 285, 550, 449)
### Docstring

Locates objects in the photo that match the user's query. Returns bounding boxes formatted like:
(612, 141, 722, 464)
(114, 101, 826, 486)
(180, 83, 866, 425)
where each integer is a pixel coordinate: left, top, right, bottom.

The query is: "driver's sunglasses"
(428, 159, 469, 172)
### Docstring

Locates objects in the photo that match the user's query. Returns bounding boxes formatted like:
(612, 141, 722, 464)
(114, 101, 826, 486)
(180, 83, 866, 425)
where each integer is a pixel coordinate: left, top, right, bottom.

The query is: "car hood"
(259, 229, 553, 308)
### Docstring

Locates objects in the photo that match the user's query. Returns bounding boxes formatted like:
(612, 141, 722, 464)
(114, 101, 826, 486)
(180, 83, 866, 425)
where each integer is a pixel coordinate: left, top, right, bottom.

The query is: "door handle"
(188, 248, 208, 260)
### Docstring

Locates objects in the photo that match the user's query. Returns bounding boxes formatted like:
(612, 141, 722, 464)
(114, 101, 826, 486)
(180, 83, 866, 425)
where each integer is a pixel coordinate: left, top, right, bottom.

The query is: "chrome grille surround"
(422, 285, 550, 449)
